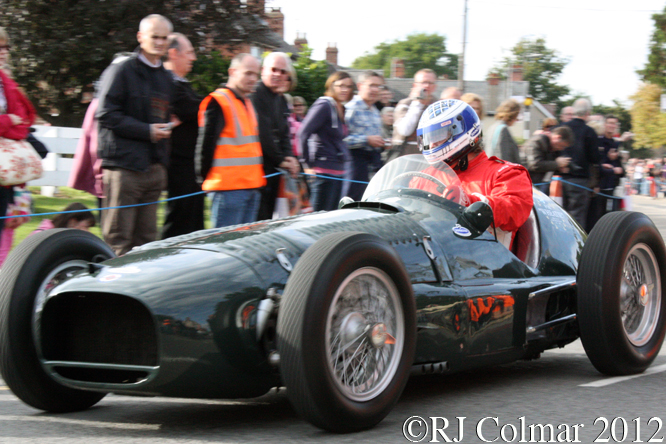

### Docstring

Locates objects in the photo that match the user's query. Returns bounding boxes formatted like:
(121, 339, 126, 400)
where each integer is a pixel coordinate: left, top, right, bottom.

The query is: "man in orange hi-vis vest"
(195, 53, 266, 228)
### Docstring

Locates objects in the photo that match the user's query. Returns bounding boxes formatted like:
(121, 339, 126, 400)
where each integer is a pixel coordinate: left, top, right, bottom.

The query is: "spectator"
(560, 106, 574, 123)
(381, 106, 394, 141)
(391, 69, 438, 159)
(293, 96, 307, 121)
(561, 98, 601, 229)
(162, 32, 204, 239)
(344, 70, 385, 200)
(96, 14, 174, 255)
(0, 27, 37, 238)
(489, 99, 522, 165)
(32, 203, 96, 234)
(290, 96, 307, 156)
(460, 93, 484, 119)
(196, 53, 266, 228)
(523, 126, 573, 194)
(298, 71, 354, 211)
(594, 115, 625, 216)
(251, 52, 299, 221)
(440, 87, 462, 100)
(276, 67, 309, 217)
(68, 97, 104, 210)
(376, 86, 393, 111)
(0, 186, 31, 267)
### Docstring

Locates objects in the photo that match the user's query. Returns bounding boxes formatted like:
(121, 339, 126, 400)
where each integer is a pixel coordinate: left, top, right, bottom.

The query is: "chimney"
(391, 58, 405, 79)
(326, 43, 338, 65)
(246, 0, 266, 15)
(265, 7, 284, 39)
(294, 32, 308, 51)
(511, 64, 523, 82)
(487, 72, 500, 86)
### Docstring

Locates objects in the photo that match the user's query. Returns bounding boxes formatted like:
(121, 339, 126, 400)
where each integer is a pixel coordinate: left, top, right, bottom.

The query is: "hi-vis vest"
(198, 88, 266, 191)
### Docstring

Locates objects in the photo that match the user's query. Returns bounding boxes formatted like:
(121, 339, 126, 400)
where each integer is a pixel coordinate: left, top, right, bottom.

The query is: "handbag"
(0, 137, 43, 185)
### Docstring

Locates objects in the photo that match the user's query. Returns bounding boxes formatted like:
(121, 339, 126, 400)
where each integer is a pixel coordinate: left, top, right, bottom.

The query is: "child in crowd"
(32, 202, 96, 233)
(0, 186, 32, 266)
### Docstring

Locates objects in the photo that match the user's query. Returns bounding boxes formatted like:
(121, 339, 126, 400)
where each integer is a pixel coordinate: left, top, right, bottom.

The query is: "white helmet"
(416, 99, 482, 170)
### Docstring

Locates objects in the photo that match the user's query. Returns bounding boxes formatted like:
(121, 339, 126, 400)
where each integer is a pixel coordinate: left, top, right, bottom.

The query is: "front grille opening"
(53, 367, 149, 384)
(41, 292, 158, 367)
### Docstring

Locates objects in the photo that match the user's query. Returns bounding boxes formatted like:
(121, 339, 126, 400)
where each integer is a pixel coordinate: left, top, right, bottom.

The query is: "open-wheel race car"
(1, 155, 665, 433)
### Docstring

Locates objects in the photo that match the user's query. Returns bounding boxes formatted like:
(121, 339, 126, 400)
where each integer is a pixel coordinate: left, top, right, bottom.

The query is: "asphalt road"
(2, 196, 666, 443)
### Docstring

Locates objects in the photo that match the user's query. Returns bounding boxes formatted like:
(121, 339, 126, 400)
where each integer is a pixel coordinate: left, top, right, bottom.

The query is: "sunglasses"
(271, 67, 288, 75)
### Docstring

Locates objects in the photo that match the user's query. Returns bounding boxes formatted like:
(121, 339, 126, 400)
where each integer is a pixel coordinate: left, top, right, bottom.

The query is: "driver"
(416, 99, 533, 249)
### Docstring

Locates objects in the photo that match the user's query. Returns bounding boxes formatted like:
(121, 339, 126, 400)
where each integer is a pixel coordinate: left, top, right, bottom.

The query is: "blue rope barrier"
(549, 177, 623, 200)
(0, 171, 639, 220)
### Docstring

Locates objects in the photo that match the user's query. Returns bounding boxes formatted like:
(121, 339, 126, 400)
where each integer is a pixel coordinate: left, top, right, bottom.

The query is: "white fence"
(28, 125, 82, 196)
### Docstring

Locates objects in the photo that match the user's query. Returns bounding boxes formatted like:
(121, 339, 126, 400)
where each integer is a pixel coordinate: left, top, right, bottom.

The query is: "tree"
(189, 51, 231, 96)
(291, 45, 330, 106)
(637, 6, 666, 89)
(0, 0, 269, 126)
(351, 33, 458, 80)
(629, 83, 666, 151)
(489, 37, 570, 108)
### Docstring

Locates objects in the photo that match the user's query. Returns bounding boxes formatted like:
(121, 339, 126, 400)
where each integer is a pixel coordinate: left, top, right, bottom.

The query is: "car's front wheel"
(578, 211, 666, 375)
(0, 229, 115, 412)
(277, 232, 416, 433)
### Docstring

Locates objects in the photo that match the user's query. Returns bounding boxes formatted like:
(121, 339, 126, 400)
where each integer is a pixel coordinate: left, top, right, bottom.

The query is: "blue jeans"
(310, 175, 343, 212)
(211, 189, 260, 228)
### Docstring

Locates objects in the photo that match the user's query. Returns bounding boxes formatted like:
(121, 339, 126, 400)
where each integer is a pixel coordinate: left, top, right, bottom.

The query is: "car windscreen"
(362, 155, 465, 204)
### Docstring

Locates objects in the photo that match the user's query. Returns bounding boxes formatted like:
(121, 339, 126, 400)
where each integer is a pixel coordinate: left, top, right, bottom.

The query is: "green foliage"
(0, 0, 268, 127)
(630, 83, 666, 151)
(491, 37, 570, 108)
(638, 6, 666, 89)
(351, 33, 458, 79)
(291, 45, 331, 106)
(189, 51, 231, 96)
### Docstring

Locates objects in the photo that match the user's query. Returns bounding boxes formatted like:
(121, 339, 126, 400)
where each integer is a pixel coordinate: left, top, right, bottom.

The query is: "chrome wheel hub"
(621, 244, 661, 347)
(325, 267, 404, 402)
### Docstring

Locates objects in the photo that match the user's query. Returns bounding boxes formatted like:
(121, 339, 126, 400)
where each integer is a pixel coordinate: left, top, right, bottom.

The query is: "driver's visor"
(417, 118, 466, 150)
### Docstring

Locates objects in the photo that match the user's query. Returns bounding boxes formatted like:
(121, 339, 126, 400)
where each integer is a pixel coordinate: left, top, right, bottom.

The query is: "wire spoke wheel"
(326, 267, 404, 402)
(278, 232, 416, 432)
(620, 244, 661, 347)
(578, 211, 666, 375)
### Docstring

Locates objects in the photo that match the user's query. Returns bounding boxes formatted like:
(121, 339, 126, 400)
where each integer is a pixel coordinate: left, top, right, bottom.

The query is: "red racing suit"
(457, 152, 533, 240)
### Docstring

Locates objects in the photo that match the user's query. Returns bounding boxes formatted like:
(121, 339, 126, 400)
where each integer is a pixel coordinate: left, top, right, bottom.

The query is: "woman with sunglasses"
(298, 71, 354, 211)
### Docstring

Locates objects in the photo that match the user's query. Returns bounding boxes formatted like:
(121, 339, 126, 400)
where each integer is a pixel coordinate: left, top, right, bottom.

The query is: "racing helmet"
(416, 99, 482, 170)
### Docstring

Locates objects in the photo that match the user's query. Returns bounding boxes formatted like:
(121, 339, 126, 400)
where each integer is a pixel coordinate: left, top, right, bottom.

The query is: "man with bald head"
(97, 14, 174, 255)
(196, 53, 267, 228)
(251, 52, 299, 220)
(560, 106, 574, 123)
(390, 68, 438, 160)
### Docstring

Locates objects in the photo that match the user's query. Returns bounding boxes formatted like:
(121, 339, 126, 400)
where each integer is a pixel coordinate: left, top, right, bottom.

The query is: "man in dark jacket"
(523, 126, 573, 193)
(251, 52, 299, 221)
(561, 98, 600, 229)
(161, 32, 203, 239)
(96, 14, 174, 255)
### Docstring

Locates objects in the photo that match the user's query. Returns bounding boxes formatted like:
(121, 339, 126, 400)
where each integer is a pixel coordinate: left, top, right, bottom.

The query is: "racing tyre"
(0, 229, 115, 411)
(578, 211, 666, 375)
(278, 232, 416, 433)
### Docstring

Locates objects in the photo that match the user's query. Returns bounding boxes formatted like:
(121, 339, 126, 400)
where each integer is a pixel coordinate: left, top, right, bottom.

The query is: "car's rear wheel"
(0, 229, 114, 411)
(578, 211, 666, 375)
(277, 232, 416, 433)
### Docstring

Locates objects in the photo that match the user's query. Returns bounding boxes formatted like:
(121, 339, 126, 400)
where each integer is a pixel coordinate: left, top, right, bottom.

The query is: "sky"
(270, 0, 665, 107)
